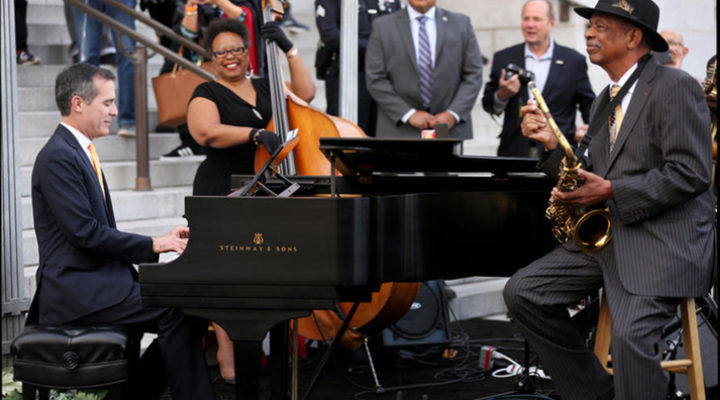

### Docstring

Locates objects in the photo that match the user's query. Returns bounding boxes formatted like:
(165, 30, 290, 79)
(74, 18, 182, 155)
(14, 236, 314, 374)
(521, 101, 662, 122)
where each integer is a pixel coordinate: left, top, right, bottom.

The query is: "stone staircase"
(20, 0, 508, 320)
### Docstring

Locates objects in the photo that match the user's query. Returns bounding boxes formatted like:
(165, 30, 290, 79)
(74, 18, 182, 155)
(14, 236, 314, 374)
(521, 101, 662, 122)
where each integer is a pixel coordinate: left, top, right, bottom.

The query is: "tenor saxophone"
(528, 81, 612, 252)
(703, 56, 717, 181)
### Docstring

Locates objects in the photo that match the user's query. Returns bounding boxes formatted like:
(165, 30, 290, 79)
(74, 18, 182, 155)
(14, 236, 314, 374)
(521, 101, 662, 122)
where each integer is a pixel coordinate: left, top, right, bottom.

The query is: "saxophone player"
(504, 1, 714, 399)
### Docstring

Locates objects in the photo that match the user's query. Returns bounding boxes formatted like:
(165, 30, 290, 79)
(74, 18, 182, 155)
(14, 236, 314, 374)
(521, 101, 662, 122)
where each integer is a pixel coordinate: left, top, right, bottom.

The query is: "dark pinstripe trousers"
(503, 242, 680, 400)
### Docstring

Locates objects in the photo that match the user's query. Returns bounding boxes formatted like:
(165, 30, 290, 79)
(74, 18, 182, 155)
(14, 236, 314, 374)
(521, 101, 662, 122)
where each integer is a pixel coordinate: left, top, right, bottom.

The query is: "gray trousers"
(503, 242, 680, 400)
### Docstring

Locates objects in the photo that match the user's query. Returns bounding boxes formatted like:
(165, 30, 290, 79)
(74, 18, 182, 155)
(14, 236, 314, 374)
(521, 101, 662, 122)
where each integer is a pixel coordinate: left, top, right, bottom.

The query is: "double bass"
(255, 0, 419, 350)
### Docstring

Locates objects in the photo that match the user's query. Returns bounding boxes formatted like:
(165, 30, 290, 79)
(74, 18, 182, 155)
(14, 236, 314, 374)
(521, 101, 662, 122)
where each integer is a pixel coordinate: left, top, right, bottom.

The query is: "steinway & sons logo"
(219, 233, 298, 254)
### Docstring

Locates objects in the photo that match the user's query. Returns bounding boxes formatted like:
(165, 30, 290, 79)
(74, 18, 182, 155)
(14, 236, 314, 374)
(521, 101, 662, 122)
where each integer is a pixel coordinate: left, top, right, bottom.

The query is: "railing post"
(133, 44, 151, 191)
(1, 0, 30, 356)
(339, 0, 358, 124)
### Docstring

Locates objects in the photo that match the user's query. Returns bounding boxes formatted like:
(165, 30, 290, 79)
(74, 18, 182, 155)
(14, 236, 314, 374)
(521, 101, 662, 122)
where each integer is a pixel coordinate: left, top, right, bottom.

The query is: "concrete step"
(19, 111, 62, 138)
(21, 185, 191, 230)
(27, 22, 72, 47)
(17, 110, 164, 140)
(28, 44, 73, 66)
(20, 157, 202, 197)
(27, 0, 66, 25)
(17, 64, 67, 87)
(445, 277, 509, 321)
(18, 83, 159, 112)
(18, 87, 58, 112)
(16, 62, 162, 88)
(21, 132, 182, 166)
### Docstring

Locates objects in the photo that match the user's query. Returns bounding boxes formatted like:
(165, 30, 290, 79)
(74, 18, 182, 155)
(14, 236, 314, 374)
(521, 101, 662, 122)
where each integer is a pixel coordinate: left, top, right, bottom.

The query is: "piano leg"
(232, 340, 262, 399)
(270, 322, 290, 400)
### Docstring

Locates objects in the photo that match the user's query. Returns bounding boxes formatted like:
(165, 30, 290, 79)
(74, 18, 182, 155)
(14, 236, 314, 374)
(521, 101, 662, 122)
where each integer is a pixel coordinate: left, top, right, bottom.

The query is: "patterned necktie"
(416, 16, 433, 106)
(608, 85, 624, 151)
(88, 142, 106, 199)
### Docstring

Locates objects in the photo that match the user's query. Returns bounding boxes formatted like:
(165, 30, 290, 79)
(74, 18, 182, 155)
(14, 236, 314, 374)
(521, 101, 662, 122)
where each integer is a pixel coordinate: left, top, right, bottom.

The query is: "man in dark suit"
(31, 64, 216, 400)
(482, 0, 595, 157)
(503, 0, 714, 398)
(365, 0, 483, 140)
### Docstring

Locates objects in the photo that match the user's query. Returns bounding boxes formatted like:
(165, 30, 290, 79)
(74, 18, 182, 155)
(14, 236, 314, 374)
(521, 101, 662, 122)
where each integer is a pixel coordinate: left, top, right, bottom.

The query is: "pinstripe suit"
(504, 56, 715, 399)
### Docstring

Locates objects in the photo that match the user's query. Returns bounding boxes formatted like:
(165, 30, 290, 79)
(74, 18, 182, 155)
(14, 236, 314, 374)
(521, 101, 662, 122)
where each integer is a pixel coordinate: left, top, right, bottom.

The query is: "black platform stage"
(205, 317, 559, 400)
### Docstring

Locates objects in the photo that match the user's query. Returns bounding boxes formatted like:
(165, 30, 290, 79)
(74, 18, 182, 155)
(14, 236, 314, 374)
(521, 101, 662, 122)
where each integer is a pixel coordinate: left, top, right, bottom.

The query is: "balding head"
(522, 0, 555, 21)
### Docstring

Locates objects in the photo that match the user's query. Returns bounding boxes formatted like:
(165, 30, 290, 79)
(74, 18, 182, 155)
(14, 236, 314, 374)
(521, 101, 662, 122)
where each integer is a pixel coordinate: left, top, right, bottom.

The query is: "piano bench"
(10, 325, 138, 400)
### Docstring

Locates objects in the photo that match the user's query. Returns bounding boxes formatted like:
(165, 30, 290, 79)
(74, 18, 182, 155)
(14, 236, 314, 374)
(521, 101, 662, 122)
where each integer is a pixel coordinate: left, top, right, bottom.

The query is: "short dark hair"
(55, 63, 115, 116)
(204, 18, 251, 53)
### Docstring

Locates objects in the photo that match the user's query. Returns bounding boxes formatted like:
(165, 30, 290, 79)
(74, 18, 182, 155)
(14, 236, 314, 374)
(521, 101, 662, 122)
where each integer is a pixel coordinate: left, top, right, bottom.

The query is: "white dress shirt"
(61, 122, 94, 164)
(401, 6, 459, 124)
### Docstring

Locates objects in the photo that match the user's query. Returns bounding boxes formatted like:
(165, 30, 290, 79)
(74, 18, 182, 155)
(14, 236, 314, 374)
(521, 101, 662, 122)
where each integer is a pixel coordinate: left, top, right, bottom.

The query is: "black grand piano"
(139, 138, 557, 399)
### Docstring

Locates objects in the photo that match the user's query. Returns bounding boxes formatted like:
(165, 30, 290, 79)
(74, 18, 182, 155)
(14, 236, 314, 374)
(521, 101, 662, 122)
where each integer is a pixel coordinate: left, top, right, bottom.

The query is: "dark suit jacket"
(540, 57, 715, 298)
(31, 125, 157, 324)
(482, 43, 595, 157)
(365, 7, 483, 139)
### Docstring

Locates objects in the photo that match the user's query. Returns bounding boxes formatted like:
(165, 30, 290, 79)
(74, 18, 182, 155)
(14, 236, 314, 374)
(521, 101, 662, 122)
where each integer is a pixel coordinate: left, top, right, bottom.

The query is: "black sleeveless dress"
(190, 78, 272, 196)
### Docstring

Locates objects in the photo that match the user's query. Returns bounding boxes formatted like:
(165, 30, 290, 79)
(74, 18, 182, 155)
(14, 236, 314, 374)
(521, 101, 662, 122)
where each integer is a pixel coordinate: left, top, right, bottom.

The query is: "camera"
(505, 63, 535, 84)
(652, 50, 673, 66)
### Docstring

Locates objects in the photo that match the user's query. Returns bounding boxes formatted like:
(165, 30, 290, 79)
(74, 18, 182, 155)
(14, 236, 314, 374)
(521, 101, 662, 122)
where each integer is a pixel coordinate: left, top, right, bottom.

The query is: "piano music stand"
(229, 129, 301, 198)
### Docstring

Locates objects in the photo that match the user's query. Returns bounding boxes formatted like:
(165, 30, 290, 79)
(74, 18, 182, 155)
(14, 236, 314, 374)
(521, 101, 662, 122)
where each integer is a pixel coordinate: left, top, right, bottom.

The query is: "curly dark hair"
(204, 18, 251, 53)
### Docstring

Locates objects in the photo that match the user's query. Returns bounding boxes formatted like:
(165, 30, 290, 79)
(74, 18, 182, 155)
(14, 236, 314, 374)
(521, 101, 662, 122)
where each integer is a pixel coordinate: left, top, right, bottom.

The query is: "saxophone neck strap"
(575, 53, 652, 158)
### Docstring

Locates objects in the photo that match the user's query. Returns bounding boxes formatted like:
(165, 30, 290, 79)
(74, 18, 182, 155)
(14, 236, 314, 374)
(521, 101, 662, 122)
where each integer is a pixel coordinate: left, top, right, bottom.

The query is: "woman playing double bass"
(186, 18, 315, 383)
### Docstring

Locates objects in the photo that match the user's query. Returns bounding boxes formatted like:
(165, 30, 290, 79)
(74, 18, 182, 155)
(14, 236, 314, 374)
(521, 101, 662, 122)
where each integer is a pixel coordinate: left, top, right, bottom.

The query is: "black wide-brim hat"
(575, 0, 669, 52)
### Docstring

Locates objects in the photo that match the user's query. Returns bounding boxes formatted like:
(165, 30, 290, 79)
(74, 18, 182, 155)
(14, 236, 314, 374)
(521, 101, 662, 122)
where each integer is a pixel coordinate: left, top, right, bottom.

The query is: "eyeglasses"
(667, 39, 685, 48)
(212, 46, 248, 58)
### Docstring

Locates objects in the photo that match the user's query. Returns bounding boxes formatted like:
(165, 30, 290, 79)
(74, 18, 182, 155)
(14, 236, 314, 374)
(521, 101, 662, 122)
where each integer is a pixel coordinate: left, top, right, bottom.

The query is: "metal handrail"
(65, 0, 216, 190)
(104, 0, 209, 58)
(65, 0, 214, 80)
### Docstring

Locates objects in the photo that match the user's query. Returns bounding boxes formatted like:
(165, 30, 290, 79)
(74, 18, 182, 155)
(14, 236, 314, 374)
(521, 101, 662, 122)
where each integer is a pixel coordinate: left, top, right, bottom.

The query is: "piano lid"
(318, 137, 543, 177)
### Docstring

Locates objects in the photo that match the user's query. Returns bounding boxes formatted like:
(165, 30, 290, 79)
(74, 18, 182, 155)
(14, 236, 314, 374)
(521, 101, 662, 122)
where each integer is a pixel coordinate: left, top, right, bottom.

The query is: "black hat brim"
(575, 6, 668, 52)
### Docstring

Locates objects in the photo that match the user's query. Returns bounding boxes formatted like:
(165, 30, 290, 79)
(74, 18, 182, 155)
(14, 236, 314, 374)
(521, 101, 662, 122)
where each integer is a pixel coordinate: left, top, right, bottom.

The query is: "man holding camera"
(482, 0, 595, 157)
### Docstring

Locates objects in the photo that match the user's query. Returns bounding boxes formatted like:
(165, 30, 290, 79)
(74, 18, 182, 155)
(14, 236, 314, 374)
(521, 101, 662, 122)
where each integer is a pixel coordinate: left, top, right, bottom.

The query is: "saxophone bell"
(573, 208, 612, 252)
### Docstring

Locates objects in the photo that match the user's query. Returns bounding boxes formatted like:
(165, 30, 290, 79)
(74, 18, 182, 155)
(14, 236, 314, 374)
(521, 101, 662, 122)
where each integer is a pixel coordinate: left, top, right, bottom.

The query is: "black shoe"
(160, 145, 206, 161)
(100, 53, 117, 65)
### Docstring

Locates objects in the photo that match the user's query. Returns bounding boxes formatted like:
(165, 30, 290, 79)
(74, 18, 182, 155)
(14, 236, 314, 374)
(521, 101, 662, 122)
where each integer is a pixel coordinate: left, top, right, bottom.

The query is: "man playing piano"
(504, 0, 714, 399)
(30, 64, 216, 400)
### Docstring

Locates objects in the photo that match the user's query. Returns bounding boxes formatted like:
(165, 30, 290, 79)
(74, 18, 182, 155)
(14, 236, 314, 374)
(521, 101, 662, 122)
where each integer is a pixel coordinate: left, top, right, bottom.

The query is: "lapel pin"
(442, 16, 447, 22)
(555, 60, 564, 64)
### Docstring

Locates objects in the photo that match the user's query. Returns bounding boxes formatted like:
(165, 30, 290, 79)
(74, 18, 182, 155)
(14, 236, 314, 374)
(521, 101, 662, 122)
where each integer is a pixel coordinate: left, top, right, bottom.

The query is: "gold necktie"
(608, 85, 624, 151)
(88, 142, 106, 199)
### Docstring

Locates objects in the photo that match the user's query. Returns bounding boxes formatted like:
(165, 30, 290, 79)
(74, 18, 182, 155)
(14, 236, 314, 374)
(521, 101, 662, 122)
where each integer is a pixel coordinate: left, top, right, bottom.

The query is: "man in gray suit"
(503, 0, 714, 399)
(365, 0, 483, 140)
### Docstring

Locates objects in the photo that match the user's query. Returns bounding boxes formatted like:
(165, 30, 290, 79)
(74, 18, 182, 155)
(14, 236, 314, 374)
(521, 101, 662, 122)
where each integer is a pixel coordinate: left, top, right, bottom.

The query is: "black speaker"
(382, 280, 450, 346)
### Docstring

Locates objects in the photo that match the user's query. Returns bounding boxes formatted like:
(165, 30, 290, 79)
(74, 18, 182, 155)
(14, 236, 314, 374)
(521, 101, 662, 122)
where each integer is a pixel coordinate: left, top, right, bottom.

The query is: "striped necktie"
(416, 16, 433, 106)
(88, 142, 106, 199)
(608, 85, 623, 151)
